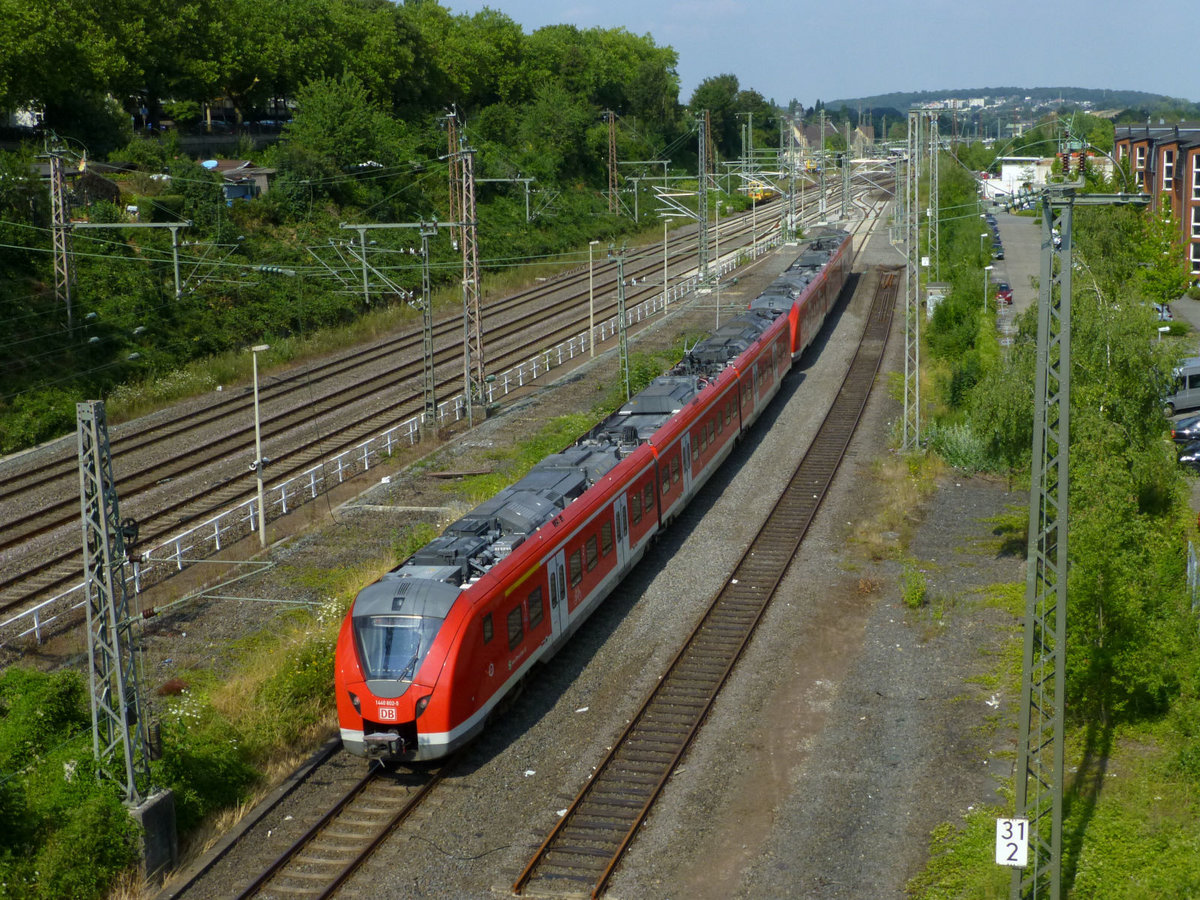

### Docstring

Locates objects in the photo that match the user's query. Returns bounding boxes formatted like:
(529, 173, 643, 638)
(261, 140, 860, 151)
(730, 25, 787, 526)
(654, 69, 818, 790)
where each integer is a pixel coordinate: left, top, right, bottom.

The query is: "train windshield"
(354, 614, 443, 681)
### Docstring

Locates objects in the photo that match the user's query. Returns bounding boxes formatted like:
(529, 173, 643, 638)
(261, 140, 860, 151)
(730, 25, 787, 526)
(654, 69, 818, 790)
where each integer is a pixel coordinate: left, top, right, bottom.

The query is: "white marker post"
(995, 818, 1029, 868)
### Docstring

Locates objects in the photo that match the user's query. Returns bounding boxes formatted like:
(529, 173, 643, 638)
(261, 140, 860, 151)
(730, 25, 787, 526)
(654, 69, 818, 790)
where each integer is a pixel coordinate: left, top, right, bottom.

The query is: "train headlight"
(415, 695, 431, 718)
(349, 691, 361, 713)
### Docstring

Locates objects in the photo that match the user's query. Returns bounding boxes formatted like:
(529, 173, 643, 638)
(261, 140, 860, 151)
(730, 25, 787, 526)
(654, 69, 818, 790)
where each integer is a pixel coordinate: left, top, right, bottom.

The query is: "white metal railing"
(2, 232, 778, 645)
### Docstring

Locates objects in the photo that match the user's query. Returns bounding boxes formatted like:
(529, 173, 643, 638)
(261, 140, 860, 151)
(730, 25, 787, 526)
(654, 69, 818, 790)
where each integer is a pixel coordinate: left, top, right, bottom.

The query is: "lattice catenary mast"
(78, 401, 152, 805)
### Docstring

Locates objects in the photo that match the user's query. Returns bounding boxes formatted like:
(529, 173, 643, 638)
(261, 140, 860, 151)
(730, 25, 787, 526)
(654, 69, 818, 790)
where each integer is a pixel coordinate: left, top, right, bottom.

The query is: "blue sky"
(443, 0, 1197, 107)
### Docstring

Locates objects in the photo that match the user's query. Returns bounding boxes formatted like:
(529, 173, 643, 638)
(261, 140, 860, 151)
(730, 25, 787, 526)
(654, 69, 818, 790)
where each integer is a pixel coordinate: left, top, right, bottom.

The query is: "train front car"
(335, 574, 458, 760)
(335, 441, 633, 763)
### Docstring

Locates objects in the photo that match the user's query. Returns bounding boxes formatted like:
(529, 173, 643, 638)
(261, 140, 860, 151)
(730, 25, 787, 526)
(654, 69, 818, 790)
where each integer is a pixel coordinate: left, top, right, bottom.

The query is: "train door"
(613, 494, 630, 568)
(547, 550, 569, 635)
(681, 434, 694, 495)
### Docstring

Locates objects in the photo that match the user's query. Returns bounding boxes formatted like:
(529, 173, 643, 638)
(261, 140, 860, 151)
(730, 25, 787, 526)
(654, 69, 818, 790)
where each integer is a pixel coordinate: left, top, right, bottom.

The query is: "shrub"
(924, 420, 990, 472)
(151, 698, 258, 833)
(901, 560, 928, 609)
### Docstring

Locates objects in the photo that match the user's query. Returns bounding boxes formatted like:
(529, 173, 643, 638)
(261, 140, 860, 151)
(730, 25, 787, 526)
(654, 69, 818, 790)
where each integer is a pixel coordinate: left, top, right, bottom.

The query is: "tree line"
(0, 0, 786, 450)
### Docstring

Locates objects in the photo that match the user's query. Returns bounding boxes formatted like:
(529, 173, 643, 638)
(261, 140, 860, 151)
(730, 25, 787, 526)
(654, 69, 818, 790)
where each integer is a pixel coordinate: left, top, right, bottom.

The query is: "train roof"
(357, 228, 848, 609)
(676, 311, 774, 376)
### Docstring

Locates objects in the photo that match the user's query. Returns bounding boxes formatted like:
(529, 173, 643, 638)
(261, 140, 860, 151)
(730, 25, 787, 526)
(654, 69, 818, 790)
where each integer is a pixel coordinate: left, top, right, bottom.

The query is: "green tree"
(1136, 202, 1191, 306)
(689, 73, 741, 160)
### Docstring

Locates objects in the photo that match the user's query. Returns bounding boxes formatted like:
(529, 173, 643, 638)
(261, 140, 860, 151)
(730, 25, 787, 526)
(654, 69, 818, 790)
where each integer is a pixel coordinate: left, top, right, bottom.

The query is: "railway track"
(232, 761, 448, 900)
(157, 192, 892, 900)
(0, 192, 863, 638)
(511, 264, 900, 898)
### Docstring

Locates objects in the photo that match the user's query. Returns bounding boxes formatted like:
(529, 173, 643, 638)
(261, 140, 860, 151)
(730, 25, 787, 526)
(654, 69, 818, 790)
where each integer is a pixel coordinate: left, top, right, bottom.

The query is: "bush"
(0, 669, 142, 899)
(924, 420, 990, 472)
(151, 700, 258, 834)
(0, 388, 80, 454)
(901, 560, 928, 609)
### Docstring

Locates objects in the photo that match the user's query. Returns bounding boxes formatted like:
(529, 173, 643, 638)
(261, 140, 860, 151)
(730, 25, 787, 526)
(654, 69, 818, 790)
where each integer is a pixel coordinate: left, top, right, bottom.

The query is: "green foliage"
(0, 388, 80, 454)
(0, 669, 141, 899)
(901, 560, 928, 609)
(905, 807, 1011, 899)
(922, 421, 991, 472)
(151, 697, 258, 833)
(258, 637, 337, 741)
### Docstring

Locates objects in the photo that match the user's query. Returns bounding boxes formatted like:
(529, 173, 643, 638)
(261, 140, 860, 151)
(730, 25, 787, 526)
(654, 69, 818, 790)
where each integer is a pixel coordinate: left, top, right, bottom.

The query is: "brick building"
(1114, 123, 1200, 278)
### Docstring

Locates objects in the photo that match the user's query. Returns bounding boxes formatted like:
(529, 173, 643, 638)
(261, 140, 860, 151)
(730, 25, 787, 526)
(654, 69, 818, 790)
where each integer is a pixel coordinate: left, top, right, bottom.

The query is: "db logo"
(378, 706, 397, 721)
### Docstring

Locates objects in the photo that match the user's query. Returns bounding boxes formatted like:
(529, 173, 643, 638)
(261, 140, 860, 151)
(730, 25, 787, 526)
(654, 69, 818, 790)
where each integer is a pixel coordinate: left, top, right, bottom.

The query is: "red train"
(334, 229, 851, 762)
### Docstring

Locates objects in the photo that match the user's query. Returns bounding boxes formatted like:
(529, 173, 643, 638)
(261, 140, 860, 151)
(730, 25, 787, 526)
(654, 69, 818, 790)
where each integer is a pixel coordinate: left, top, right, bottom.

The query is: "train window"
(601, 521, 613, 555)
(353, 613, 445, 681)
(644, 482, 655, 511)
(662, 467, 670, 494)
(507, 606, 524, 650)
(671, 457, 680, 484)
(631, 491, 642, 524)
(529, 587, 544, 629)
(585, 535, 599, 570)
(569, 549, 583, 586)
(708, 421, 716, 443)
(482, 613, 493, 644)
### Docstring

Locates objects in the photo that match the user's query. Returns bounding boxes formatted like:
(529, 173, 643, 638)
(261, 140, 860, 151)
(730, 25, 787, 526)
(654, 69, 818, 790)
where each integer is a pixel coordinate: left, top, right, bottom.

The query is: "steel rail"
(513, 258, 899, 898)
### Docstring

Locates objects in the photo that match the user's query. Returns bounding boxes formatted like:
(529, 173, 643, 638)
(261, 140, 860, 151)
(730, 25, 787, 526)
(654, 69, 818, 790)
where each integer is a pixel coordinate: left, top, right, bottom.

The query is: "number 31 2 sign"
(995, 818, 1029, 867)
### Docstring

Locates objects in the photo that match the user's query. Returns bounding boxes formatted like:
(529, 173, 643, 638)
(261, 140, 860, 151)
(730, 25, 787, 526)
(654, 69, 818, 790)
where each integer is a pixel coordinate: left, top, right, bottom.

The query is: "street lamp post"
(983, 264, 994, 311)
(250, 344, 269, 548)
(588, 240, 600, 357)
(980, 232, 989, 257)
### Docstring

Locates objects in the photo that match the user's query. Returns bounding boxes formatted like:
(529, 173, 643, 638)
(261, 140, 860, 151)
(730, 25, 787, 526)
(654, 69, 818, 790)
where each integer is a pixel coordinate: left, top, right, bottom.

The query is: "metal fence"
(1, 236, 774, 645)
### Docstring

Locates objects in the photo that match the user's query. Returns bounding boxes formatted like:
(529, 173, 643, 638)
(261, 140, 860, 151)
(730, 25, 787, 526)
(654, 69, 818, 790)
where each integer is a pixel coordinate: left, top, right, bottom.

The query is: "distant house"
(1115, 123, 1200, 278)
(209, 160, 275, 202)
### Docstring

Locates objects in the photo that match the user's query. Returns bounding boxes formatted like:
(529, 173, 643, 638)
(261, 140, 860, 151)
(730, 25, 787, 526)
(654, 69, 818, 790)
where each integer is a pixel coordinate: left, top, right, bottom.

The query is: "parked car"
(991, 242, 1005, 259)
(1154, 303, 1173, 321)
(1178, 438, 1200, 471)
(1164, 357, 1200, 415)
(1171, 412, 1200, 444)
(995, 282, 1013, 305)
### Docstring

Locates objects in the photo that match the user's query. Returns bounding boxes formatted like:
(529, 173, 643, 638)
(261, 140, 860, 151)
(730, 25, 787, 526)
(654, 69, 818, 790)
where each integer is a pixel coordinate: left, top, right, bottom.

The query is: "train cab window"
(601, 521, 613, 555)
(528, 587, 544, 629)
(482, 613, 493, 644)
(585, 535, 599, 571)
(644, 482, 656, 512)
(507, 606, 524, 650)
(569, 549, 583, 587)
(353, 613, 444, 681)
(631, 491, 642, 524)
